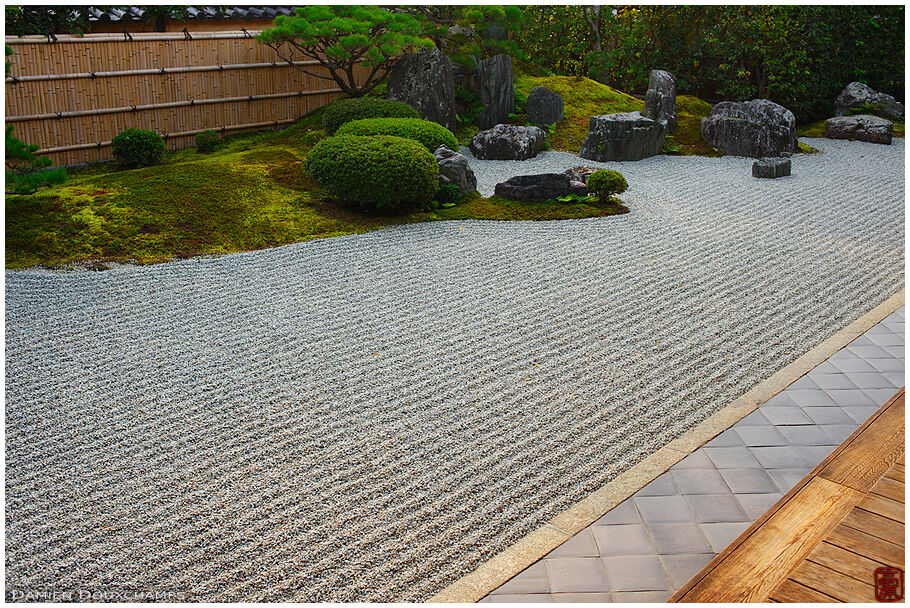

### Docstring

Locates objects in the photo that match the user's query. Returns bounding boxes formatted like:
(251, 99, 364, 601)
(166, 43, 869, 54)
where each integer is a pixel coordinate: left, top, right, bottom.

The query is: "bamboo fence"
(5, 31, 367, 165)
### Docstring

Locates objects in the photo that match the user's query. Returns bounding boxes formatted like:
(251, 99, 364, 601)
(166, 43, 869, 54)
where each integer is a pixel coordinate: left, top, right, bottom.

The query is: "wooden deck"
(670, 389, 905, 603)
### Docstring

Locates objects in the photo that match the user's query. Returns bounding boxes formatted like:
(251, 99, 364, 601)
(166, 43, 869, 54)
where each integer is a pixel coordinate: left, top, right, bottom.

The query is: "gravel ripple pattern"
(6, 138, 905, 601)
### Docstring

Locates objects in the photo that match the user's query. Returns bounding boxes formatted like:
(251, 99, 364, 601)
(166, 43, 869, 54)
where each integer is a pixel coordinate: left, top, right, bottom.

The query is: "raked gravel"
(5, 138, 905, 601)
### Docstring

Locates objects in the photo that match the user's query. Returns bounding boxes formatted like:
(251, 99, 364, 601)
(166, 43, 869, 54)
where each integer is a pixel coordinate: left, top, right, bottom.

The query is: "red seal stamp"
(875, 567, 904, 602)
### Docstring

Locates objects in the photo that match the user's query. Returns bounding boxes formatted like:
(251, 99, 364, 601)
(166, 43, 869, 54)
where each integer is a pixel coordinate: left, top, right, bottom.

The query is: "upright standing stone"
(387, 48, 457, 133)
(642, 69, 677, 130)
(701, 99, 797, 158)
(527, 86, 564, 126)
(578, 112, 667, 162)
(475, 54, 515, 129)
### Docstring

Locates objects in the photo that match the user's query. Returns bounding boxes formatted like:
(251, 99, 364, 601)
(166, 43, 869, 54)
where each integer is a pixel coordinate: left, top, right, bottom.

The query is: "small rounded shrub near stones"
(336, 118, 459, 152)
(304, 135, 439, 213)
(111, 128, 166, 168)
(195, 129, 220, 153)
(586, 169, 628, 203)
(321, 98, 420, 135)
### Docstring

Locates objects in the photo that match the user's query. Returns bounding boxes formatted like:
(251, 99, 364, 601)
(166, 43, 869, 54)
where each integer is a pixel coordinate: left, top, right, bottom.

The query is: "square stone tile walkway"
(482, 306, 904, 602)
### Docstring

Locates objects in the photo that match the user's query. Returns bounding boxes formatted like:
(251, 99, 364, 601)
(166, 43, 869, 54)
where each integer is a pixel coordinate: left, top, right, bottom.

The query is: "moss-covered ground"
(11, 72, 868, 270)
(6, 107, 626, 270)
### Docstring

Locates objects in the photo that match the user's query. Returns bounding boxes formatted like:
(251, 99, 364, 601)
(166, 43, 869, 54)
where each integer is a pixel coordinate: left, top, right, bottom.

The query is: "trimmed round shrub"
(322, 97, 420, 135)
(304, 135, 439, 213)
(110, 128, 166, 167)
(195, 129, 220, 153)
(586, 169, 628, 202)
(336, 117, 459, 152)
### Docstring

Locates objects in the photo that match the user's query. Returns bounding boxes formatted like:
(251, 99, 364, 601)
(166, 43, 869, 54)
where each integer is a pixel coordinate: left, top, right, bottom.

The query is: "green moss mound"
(322, 97, 420, 135)
(304, 135, 439, 213)
(514, 74, 643, 151)
(336, 117, 459, 152)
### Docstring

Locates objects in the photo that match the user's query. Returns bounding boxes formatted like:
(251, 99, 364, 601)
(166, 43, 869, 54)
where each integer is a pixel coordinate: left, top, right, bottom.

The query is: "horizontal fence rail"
(4, 31, 366, 165)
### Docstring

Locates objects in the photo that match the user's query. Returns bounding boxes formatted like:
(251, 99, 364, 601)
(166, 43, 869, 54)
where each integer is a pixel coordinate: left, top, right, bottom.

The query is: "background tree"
(408, 5, 527, 68)
(258, 6, 432, 98)
(5, 6, 95, 36)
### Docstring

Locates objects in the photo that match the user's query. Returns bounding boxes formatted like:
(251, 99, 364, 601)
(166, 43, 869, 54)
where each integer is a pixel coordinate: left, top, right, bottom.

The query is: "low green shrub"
(304, 135, 439, 213)
(110, 128, 166, 168)
(195, 129, 220, 153)
(586, 169, 628, 203)
(336, 117, 458, 152)
(434, 183, 461, 208)
(322, 97, 420, 135)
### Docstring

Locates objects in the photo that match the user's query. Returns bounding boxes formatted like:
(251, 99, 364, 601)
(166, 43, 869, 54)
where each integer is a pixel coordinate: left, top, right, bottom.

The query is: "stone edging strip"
(429, 290, 905, 603)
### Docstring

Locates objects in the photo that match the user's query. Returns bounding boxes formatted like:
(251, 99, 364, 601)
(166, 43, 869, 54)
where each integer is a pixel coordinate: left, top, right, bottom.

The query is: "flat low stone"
(564, 166, 598, 184)
(825, 114, 893, 145)
(470, 124, 546, 160)
(494, 173, 585, 202)
(752, 157, 791, 179)
(578, 112, 667, 162)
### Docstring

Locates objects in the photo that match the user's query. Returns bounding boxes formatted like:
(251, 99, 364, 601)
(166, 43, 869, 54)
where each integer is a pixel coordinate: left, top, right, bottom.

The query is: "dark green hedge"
(322, 98, 421, 135)
(304, 135, 439, 212)
(336, 117, 459, 152)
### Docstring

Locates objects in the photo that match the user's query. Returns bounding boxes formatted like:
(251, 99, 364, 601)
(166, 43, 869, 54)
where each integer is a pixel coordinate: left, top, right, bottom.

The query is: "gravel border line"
(429, 289, 905, 603)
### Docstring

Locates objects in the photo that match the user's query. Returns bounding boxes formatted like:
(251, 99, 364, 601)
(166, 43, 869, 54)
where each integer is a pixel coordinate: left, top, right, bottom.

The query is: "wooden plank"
(818, 393, 904, 492)
(669, 477, 863, 602)
(841, 506, 905, 546)
(886, 464, 905, 483)
(806, 540, 888, 582)
(825, 523, 905, 567)
(670, 392, 904, 603)
(789, 560, 876, 602)
(859, 492, 905, 523)
(769, 578, 840, 603)
(870, 475, 905, 503)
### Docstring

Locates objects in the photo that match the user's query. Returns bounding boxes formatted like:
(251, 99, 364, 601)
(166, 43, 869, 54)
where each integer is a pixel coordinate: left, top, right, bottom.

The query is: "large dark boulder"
(475, 54, 515, 129)
(387, 48, 457, 133)
(494, 173, 586, 202)
(470, 124, 546, 160)
(578, 112, 668, 162)
(527, 86, 564, 126)
(434, 146, 477, 196)
(825, 115, 893, 145)
(834, 82, 904, 120)
(642, 69, 677, 130)
(700, 99, 797, 158)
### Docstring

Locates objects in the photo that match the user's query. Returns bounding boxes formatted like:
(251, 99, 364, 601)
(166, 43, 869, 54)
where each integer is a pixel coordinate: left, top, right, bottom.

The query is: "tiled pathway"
(483, 305, 904, 602)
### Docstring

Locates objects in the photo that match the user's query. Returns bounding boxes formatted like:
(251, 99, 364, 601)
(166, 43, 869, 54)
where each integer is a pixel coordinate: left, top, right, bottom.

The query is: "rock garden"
(5, 5, 905, 605)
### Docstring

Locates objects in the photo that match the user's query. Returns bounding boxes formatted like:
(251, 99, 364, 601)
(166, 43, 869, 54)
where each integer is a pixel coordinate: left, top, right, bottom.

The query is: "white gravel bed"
(5, 137, 904, 601)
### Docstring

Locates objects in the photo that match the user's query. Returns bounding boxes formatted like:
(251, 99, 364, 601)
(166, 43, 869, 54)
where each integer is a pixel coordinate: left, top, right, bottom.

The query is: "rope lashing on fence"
(122, 29, 132, 42)
(4, 59, 330, 83)
(6, 89, 344, 122)
(182, 28, 192, 41)
(241, 27, 253, 38)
